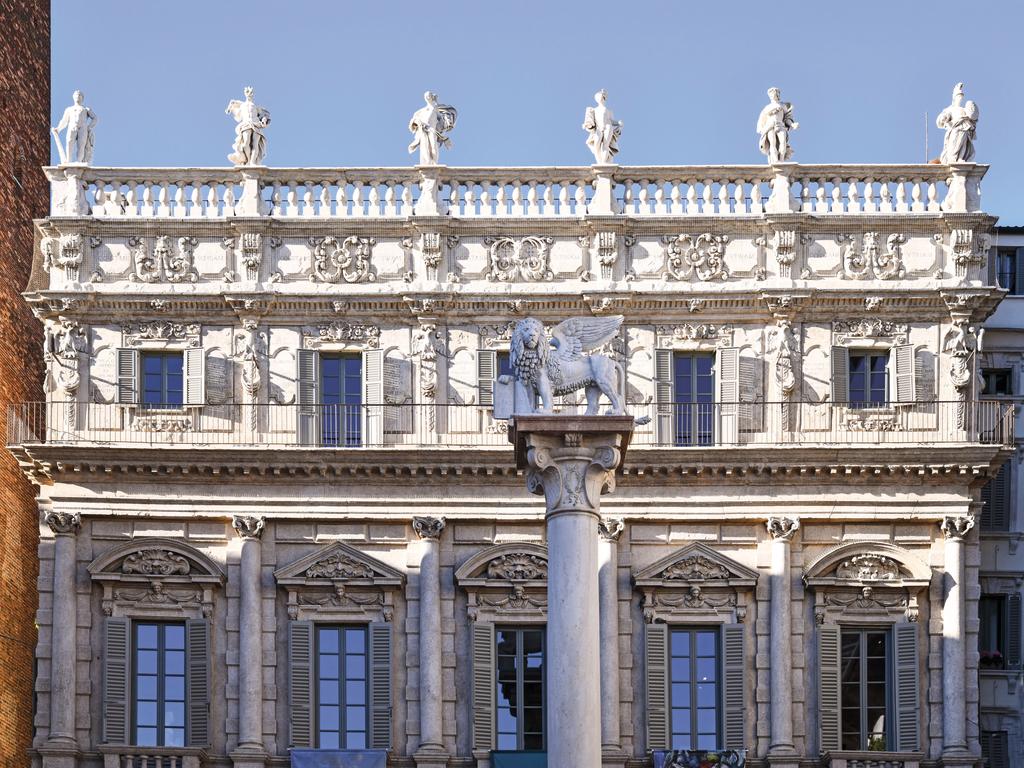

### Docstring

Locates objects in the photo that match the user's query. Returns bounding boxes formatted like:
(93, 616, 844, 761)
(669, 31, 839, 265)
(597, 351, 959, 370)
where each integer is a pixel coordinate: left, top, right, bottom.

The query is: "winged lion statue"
(509, 315, 624, 415)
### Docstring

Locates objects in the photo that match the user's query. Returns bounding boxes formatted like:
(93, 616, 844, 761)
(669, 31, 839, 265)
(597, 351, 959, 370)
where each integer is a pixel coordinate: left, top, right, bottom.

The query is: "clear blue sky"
(53, 0, 1024, 219)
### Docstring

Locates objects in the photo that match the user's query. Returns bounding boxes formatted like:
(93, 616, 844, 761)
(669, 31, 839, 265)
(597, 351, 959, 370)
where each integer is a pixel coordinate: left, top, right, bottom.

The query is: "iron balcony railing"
(6, 400, 1014, 450)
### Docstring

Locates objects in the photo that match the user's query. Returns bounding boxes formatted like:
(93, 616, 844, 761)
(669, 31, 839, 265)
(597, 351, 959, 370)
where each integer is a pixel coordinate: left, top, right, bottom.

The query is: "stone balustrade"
(46, 163, 985, 219)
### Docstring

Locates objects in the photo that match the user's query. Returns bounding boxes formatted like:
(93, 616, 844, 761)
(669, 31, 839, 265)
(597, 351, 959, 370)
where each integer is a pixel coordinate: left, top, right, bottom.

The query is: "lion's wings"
(550, 315, 623, 361)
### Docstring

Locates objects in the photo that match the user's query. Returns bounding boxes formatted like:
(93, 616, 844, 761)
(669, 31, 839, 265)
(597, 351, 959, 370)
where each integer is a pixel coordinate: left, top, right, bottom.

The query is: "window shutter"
(717, 347, 740, 445)
(288, 620, 315, 748)
(363, 349, 383, 446)
(893, 622, 920, 752)
(295, 349, 319, 446)
(654, 349, 674, 445)
(102, 616, 129, 744)
(471, 622, 496, 752)
(890, 344, 916, 404)
(1007, 592, 1022, 669)
(983, 731, 1011, 768)
(477, 349, 496, 407)
(368, 622, 392, 749)
(722, 623, 746, 750)
(983, 461, 1011, 532)
(817, 624, 841, 753)
(115, 348, 139, 405)
(186, 618, 211, 747)
(645, 622, 669, 751)
(1016, 247, 1024, 296)
(184, 348, 206, 406)
(830, 346, 849, 404)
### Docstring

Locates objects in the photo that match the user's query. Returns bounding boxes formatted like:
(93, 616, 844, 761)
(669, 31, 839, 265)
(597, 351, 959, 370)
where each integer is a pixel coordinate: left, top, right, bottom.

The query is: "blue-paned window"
(849, 352, 888, 407)
(496, 627, 545, 751)
(141, 352, 184, 408)
(316, 626, 369, 750)
(321, 355, 362, 446)
(673, 353, 715, 446)
(133, 622, 187, 747)
(668, 628, 720, 750)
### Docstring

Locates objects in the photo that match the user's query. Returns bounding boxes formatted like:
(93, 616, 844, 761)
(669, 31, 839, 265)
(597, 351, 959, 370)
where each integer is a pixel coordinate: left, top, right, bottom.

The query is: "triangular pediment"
(634, 542, 758, 587)
(274, 541, 405, 587)
(455, 542, 548, 586)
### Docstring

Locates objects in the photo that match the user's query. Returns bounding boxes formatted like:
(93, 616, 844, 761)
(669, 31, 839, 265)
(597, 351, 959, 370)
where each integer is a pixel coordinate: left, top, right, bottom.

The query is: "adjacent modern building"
(8, 147, 1018, 768)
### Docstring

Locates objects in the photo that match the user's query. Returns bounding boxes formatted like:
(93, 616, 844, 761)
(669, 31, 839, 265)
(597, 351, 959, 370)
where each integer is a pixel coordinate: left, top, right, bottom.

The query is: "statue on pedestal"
(225, 87, 272, 166)
(936, 82, 979, 164)
(757, 87, 798, 163)
(510, 316, 624, 415)
(582, 89, 622, 165)
(408, 91, 457, 166)
(52, 90, 98, 165)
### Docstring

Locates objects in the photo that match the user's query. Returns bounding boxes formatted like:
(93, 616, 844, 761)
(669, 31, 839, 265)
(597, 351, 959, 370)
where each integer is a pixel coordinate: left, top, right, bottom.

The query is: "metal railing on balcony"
(6, 401, 1014, 451)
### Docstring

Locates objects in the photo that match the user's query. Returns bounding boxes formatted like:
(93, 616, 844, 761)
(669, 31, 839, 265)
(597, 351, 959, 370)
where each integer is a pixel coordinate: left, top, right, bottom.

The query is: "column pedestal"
(231, 515, 268, 768)
(413, 516, 449, 768)
(588, 165, 621, 215)
(512, 415, 633, 768)
(940, 515, 976, 768)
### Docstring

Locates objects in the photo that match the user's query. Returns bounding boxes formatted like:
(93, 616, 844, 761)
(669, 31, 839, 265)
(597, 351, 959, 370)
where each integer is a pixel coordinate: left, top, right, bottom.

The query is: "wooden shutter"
(186, 618, 211, 747)
(890, 344, 916, 404)
(893, 623, 920, 752)
(983, 731, 1010, 768)
(982, 461, 1012, 532)
(295, 349, 319, 446)
(1007, 592, 1022, 669)
(102, 616, 130, 744)
(721, 623, 746, 750)
(817, 624, 841, 753)
(184, 348, 205, 406)
(363, 349, 384, 447)
(477, 350, 496, 407)
(830, 346, 849, 404)
(645, 623, 669, 751)
(1016, 247, 1024, 296)
(288, 620, 315, 748)
(717, 347, 740, 445)
(368, 622, 392, 749)
(115, 348, 139, 404)
(471, 622, 496, 751)
(654, 349, 674, 445)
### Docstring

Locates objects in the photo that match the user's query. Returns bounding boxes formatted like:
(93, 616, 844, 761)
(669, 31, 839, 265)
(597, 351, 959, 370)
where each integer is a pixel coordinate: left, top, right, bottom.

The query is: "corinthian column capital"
(598, 517, 625, 541)
(766, 516, 800, 541)
(941, 514, 975, 540)
(413, 516, 446, 540)
(45, 509, 81, 536)
(232, 514, 266, 540)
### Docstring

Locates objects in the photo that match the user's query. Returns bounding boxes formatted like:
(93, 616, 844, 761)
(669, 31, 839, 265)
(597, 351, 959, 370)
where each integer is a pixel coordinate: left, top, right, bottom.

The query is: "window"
(980, 595, 1007, 669)
(848, 352, 888, 407)
(981, 369, 1013, 396)
(840, 629, 890, 751)
(316, 625, 369, 749)
(495, 627, 545, 751)
(321, 354, 362, 446)
(995, 248, 1018, 294)
(981, 461, 1012, 532)
(672, 353, 715, 446)
(669, 628, 720, 750)
(141, 352, 184, 408)
(497, 350, 513, 379)
(133, 622, 187, 747)
(982, 730, 1010, 768)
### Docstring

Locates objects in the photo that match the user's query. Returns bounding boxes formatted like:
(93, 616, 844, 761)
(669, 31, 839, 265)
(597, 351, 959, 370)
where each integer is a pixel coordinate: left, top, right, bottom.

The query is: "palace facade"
(10, 153, 1017, 768)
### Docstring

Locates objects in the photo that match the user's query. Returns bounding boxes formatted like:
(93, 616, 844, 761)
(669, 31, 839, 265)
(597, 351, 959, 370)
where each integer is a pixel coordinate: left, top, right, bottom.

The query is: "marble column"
(941, 514, 975, 764)
(766, 516, 800, 766)
(232, 514, 267, 765)
(413, 516, 448, 768)
(45, 510, 81, 753)
(598, 517, 625, 765)
(513, 415, 633, 768)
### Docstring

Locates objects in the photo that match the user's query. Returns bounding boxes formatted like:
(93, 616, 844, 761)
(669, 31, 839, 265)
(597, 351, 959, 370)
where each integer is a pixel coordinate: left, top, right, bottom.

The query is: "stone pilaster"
(512, 415, 633, 768)
(766, 516, 799, 768)
(941, 514, 975, 767)
(231, 514, 267, 767)
(412, 516, 448, 768)
(598, 517, 626, 767)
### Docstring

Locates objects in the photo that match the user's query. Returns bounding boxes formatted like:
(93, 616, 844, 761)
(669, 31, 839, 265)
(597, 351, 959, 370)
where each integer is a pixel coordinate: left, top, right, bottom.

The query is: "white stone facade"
(14, 158, 1013, 768)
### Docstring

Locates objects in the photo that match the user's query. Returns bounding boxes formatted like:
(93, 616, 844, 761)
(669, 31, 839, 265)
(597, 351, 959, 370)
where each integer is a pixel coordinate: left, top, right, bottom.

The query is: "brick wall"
(0, 0, 49, 763)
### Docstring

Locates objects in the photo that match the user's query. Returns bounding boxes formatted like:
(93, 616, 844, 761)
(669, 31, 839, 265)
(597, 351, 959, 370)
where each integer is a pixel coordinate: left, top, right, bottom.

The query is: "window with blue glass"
(496, 627, 545, 751)
(995, 248, 1019, 295)
(672, 353, 715, 446)
(497, 350, 513, 379)
(841, 629, 890, 751)
(133, 622, 187, 747)
(321, 355, 362, 446)
(669, 628, 720, 750)
(848, 352, 888, 407)
(141, 352, 184, 408)
(316, 626, 369, 749)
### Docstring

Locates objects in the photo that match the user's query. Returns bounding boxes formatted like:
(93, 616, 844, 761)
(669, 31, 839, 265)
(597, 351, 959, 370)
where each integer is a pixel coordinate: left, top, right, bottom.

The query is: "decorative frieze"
(831, 318, 909, 346)
(835, 554, 901, 581)
(42, 233, 85, 282)
(484, 235, 554, 282)
(840, 232, 907, 280)
(655, 323, 733, 348)
(121, 320, 201, 348)
(658, 555, 730, 581)
(309, 235, 376, 283)
(305, 553, 375, 580)
(486, 553, 548, 581)
(302, 321, 381, 349)
(128, 235, 198, 283)
(122, 549, 191, 575)
(662, 233, 730, 281)
(113, 583, 203, 607)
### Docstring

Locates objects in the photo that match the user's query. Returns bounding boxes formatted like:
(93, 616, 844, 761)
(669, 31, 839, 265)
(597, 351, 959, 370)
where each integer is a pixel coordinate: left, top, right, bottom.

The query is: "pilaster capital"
(526, 440, 620, 517)
(941, 514, 975, 540)
(45, 510, 81, 536)
(232, 514, 266, 540)
(412, 516, 446, 541)
(766, 516, 800, 541)
(598, 517, 625, 541)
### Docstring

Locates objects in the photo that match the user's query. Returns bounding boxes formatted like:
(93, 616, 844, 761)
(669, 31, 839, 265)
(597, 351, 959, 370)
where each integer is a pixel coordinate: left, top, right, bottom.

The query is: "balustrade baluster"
(733, 180, 745, 214)
(496, 183, 508, 216)
(447, 183, 458, 216)
(750, 179, 764, 214)
(927, 181, 940, 212)
(638, 181, 650, 215)
(89, 181, 104, 216)
(399, 182, 413, 216)
(142, 184, 155, 217)
(863, 178, 876, 212)
(127, 183, 140, 217)
(910, 178, 924, 212)
(173, 184, 185, 217)
(879, 182, 893, 213)
(542, 183, 553, 217)
(224, 182, 236, 215)
(480, 184, 492, 216)
(621, 180, 634, 214)
(669, 182, 681, 214)
(895, 178, 908, 213)
(369, 185, 382, 217)
(717, 181, 729, 214)
(846, 178, 860, 213)
(464, 184, 476, 217)
(511, 181, 523, 216)
(654, 180, 667, 215)
(527, 181, 539, 216)
(189, 185, 201, 218)
(158, 182, 171, 217)
(686, 179, 698, 215)
(557, 184, 569, 217)
(352, 184, 364, 217)
(320, 184, 331, 217)
(302, 183, 315, 217)
(574, 183, 586, 215)
(286, 182, 299, 217)
(830, 178, 842, 213)
(268, 183, 280, 216)
(799, 181, 811, 213)
(702, 179, 714, 214)
(335, 180, 347, 217)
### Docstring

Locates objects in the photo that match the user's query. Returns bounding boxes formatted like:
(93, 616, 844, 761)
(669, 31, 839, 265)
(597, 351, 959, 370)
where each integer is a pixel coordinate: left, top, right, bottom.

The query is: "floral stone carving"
(659, 555, 731, 581)
(485, 553, 548, 581)
(835, 553, 901, 581)
(305, 553, 375, 580)
(485, 236, 554, 282)
(663, 233, 730, 281)
(121, 549, 191, 576)
(309, 236, 376, 283)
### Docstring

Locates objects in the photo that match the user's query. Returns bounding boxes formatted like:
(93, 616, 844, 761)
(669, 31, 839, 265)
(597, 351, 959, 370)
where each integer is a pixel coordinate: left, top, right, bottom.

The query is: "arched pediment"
(803, 541, 931, 587)
(454, 542, 548, 587)
(634, 542, 759, 589)
(274, 541, 405, 588)
(88, 537, 225, 583)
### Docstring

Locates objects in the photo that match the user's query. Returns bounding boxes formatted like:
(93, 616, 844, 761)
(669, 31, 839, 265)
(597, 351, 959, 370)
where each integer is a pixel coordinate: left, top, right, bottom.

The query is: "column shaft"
(50, 532, 77, 744)
(942, 536, 966, 752)
(768, 536, 794, 752)
(238, 536, 263, 750)
(598, 531, 621, 751)
(418, 538, 443, 749)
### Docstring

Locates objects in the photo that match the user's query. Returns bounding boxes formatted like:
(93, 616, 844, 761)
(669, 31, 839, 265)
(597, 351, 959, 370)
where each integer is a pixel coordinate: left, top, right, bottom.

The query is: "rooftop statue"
(757, 87, 798, 163)
(510, 316, 624, 415)
(408, 91, 458, 166)
(582, 89, 622, 165)
(937, 82, 979, 164)
(51, 90, 98, 165)
(225, 87, 272, 166)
